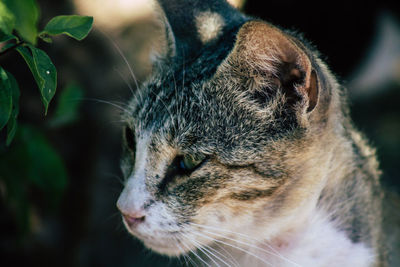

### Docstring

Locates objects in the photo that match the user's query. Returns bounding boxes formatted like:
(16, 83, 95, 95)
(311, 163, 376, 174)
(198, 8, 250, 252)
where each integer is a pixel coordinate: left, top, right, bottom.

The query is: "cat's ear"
(222, 21, 319, 113)
(155, 0, 245, 61)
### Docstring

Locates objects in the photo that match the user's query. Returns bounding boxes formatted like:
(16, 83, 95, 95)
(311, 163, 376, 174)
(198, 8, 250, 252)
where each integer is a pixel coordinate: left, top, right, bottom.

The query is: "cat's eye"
(159, 154, 207, 192)
(178, 154, 206, 172)
(124, 126, 136, 152)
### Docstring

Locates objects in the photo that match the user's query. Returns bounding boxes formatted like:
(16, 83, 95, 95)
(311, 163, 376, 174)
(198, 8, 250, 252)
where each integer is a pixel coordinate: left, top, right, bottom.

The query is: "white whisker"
(98, 29, 140, 90)
(175, 238, 190, 267)
(182, 233, 223, 267)
(181, 240, 199, 267)
(196, 240, 237, 267)
(213, 242, 241, 267)
(181, 238, 210, 267)
(78, 97, 131, 113)
(195, 227, 301, 267)
(174, 235, 194, 266)
(113, 67, 134, 96)
(191, 230, 273, 266)
(190, 223, 301, 266)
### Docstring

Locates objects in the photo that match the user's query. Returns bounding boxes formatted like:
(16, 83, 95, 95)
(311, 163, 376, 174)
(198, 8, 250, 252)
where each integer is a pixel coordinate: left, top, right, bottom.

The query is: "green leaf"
(0, 125, 68, 235)
(5, 71, 20, 145)
(48, 83, 83, 128)
(6, 115, 17, 145)
(17, 45, 57, 114)
(40, 15, 93, 41)
(4, 0, 39, 44)
(21, 126, 68, 196)
(0, 129, 32, 235)
(38, 34, 52, 43)
(0, 1, 15, 35)
(0, 67, 12, 130)
(0, 32, 17, 43)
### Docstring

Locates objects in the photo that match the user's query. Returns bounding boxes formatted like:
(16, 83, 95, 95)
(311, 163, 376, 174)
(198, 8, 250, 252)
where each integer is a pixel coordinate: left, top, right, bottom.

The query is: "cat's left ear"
(155, 0, 246, 61)
(219, 20, 319, 113)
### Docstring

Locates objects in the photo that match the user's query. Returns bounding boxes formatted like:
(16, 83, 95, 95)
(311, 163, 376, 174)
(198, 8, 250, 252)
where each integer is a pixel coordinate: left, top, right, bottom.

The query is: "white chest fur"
(208, 211, 374, 267)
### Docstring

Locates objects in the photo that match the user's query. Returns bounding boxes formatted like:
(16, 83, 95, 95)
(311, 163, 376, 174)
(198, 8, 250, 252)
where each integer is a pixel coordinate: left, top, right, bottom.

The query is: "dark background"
(0, 0, 399, 266)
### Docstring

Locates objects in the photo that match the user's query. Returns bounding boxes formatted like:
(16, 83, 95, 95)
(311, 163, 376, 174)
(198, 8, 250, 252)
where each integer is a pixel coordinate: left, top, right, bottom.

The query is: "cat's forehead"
(126, 73, 296, 163)
(131, 76, 206, 142)
(129, 36, 239, 136)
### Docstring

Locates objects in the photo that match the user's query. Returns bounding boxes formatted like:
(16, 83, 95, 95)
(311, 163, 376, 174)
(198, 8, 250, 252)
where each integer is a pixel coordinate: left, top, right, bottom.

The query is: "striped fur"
(117, 0, 392, 266)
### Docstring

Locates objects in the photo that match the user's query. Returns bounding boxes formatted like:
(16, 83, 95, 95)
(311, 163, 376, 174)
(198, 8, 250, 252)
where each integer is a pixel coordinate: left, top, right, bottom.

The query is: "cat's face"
(117, 0, 328, 256)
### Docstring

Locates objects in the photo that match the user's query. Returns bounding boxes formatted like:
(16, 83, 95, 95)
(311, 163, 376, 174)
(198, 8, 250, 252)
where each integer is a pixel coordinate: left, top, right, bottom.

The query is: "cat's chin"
(142, 239, 185, 256)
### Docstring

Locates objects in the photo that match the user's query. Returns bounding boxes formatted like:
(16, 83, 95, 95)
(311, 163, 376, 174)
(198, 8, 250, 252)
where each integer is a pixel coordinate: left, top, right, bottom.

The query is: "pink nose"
(122, 212, 146, 228)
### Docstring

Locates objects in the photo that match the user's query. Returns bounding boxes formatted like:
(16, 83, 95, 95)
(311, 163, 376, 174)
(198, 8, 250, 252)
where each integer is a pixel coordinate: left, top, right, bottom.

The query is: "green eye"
(159, 154, 207, 192)
(178, 154, 206, 172)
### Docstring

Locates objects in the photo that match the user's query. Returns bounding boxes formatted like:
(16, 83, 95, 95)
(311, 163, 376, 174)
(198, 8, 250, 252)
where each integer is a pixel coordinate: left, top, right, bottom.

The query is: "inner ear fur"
(226, 20, 319, 112)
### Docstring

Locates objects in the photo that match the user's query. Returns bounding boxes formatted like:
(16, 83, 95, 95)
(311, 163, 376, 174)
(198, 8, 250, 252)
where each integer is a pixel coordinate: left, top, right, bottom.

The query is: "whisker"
(191, 237, 236, 267)
(195, 227, 301, 267)
(113, 67, 135, 96)
(98, 29, 140, 90)
(77, 97, 131, 113)
(108, 119, 128, 125)
(190, 223, 264, 245)
(191, 230, 273, 266)
(197, 244, 221, 267)
(180, 240, 199, 267)
(190, 222, 298, 266)
(103, 211, 121, 226)
(182, 231, 239, 267)
(212, 242, 241, 267)
(182, 233, 222, 267)
(101, 172, 125, 186)
(180, 238, 210, 267)
(176, 243, 190, 266)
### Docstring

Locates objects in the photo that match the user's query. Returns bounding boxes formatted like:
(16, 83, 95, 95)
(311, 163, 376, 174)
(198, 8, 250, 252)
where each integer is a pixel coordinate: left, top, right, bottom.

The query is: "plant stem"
(0, 41, 25, 57)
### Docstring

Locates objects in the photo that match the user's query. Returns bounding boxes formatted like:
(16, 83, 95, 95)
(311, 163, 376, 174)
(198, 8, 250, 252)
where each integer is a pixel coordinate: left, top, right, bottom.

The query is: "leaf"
(0, 1, 15, 35)
(0, 67, 12, 130)
(20, 126, 68, 197)
(17, 45, 57, 114)
(6, 115, 17, 145)
(0, 133, 32, 235)
(40, 15, 93, 41)
(0, 125, 68, 235)
(38, 34, 52, 43)
(48, 83, 83, 128)
(4, 0, 39, 44)
(5, 71, 20, 145)
(0, 32, 17, 43)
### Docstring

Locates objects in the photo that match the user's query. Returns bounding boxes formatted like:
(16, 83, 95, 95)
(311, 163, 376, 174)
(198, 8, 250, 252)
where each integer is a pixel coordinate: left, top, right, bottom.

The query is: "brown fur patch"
(230, 187, 280, 201)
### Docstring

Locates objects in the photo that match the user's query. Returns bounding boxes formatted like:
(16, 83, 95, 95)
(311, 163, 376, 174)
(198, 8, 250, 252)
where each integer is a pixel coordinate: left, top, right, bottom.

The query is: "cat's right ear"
(157, 12, 177, 60)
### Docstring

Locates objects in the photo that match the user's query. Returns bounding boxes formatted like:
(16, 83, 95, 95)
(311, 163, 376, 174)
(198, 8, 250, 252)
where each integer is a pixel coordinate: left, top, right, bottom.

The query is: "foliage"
(0, 0, 93, 236)
(40, 15, 93, 41)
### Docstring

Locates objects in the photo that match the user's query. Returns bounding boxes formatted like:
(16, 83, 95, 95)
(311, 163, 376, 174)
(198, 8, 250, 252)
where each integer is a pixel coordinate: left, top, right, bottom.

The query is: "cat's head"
(117, 0, 336, 256)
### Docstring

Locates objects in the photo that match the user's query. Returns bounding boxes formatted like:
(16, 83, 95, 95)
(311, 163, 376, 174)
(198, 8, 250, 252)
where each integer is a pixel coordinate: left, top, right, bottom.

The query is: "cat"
(116, 0, 393, 266)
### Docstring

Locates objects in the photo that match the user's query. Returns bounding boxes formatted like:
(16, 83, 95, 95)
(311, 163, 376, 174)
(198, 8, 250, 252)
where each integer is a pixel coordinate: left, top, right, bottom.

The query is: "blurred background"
(0, 0, 399, 266)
